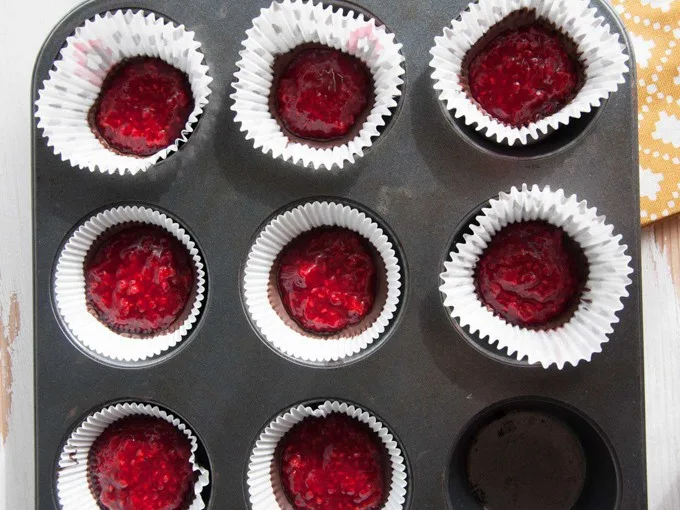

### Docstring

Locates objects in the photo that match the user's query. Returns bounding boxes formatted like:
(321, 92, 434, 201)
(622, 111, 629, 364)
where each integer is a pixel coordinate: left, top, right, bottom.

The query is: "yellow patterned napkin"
(613, 0, 680, 225)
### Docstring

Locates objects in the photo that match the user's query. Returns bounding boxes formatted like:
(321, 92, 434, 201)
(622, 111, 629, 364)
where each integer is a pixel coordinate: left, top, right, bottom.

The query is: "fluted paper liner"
(439, 185, 633, 369)
(243, 201, 402, 363)
(56, 402, 210, 510)
(231, 0, 405, 169)
(54, 205, 206, 362)
(429, 0, 629, 145)
(247, 400, 408, 509)
(35, 9, 212, 175)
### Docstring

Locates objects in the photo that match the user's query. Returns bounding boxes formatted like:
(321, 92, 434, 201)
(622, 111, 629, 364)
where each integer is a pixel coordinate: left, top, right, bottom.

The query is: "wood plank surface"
(654, 215, 680, 294)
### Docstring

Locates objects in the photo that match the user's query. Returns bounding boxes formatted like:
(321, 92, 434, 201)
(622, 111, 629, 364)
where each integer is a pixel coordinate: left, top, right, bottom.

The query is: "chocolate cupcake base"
(35, 9, 212, 175)
(243, 200, 404, 366)
(54, 205, 206, 364)
(459, 9, 585, 136)
(430, 0, 629, 145)
(231, 0, 405, 169)
(439, 184, 632, 369)
(246, 400, 408, 510)
(56, 402, 210, 510)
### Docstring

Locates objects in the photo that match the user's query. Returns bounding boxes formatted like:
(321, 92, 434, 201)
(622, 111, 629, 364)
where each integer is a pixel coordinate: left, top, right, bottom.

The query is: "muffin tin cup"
(429, 0, 629, 146)
(446, 396, 621, 509)
(35, 9, 212, 175)
(231, 0, 405, 170)
(32, 0, 645, 507)
(439, 184, 633, 369)
(53, 205, 206, 364)
(55, 402, 210, 510)
(246, 400, 408, 510)
(243, 199, 403, 365)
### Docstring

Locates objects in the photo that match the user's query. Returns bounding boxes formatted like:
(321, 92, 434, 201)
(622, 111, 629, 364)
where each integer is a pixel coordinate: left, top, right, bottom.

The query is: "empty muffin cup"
(35, 9, 212, 175)
(447, 397, 620, 510)
(56, 401, 210, 510)
(429, 0, 629, 146)
(243, 200, 403, 365)
(246, 400, 408, 510)
(53, 205, 206, 364)
(231, 0, 405, 169)
(439, 184, 632, 369)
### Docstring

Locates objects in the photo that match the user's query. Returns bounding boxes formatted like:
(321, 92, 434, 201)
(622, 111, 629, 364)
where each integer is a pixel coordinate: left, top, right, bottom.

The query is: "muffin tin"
(33, 0, 645, 508)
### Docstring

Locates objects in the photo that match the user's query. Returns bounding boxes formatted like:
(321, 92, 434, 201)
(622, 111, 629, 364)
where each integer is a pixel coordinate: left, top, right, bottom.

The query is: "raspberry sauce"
(85, 225, 194, 335)
(88, 416, 195, 510)
(474, 221, 586, 327)
(273, 47, 373, 141)
(467, 23, 581, 127)
(276, 228, 377, 335)
(91, 57, 194, 157)
(279, 413, 387, 510)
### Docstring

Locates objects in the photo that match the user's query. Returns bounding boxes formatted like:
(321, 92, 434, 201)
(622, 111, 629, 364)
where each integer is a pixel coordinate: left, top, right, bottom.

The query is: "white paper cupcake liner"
(243, 201, 402, 363)
(429, 0, 629, 145)
(247, 400, 408, 509)
(56, 402, 210, 510)
(439, 184, 633, 369)
(35, 9, 212, 175)
(231, 0, 405, 170)
(54, 205, 206, 363)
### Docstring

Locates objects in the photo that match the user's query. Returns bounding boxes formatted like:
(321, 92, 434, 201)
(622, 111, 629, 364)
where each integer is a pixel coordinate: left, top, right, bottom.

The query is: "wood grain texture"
(0, 293, 21, 444)
(0, 2, 84, 508)
(642, 227, 680, 510)
(654, 214, 680, 294)
(2, 1, 680, 510)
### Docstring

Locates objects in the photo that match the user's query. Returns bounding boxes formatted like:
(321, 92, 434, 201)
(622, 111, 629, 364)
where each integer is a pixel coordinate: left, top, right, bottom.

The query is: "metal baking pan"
(32, 0, 645, 507)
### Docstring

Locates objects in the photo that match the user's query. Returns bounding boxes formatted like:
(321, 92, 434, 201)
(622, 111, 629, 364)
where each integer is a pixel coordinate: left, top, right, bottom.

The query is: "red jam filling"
(474, 221, 584, 327)
(92, 57, 194, 157)
(89, 416, 195, 510)
(276, 228, 377, 334)
(274, 48, 373, 140)
(279, 414, 386, 510)
(468, 23, 581, 127)
(85, 225, 194, 335)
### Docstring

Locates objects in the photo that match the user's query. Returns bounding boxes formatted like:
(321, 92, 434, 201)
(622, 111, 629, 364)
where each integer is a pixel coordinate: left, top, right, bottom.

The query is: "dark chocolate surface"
(466, 410, 586, 510)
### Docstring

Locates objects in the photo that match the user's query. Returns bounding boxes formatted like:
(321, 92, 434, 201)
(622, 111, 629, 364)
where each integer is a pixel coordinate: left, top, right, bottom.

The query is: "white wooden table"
(2, 1, 679, 508)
